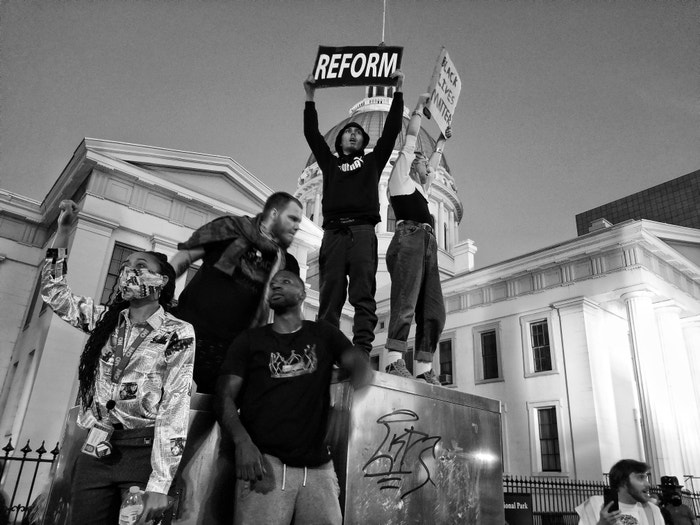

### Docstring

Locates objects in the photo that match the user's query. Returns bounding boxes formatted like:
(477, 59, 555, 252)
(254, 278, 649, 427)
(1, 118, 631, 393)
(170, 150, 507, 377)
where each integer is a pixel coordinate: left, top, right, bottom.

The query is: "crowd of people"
(40, 69, 455, 524)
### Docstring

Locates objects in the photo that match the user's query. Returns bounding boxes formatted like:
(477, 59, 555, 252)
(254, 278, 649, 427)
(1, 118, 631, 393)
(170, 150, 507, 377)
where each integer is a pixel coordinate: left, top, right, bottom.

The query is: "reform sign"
(425, 47, 461, 136)
(312, 46, 403, 88)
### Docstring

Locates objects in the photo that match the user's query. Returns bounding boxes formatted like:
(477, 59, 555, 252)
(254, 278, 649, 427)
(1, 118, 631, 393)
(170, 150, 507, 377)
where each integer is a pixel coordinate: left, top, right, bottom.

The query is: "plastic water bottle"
(118, 486, 144, 524)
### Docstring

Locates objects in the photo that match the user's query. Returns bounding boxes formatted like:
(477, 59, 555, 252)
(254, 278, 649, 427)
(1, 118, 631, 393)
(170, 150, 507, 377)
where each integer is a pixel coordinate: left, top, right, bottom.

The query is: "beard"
(271, 221, 293, 248)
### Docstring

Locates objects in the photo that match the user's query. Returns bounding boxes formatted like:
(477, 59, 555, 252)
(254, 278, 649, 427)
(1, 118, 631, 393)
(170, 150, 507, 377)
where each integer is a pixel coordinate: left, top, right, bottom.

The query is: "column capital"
(619, 286, 655, 302)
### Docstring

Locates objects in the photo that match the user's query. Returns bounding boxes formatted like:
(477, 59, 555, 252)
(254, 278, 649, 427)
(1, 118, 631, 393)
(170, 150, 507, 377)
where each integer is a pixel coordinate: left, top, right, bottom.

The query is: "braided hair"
(77, 251, 177, 411)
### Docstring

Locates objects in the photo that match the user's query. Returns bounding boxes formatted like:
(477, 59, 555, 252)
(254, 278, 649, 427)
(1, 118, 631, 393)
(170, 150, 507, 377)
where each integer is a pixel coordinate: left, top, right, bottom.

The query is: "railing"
(504, 474, 700, 524)
(0, 438, 60, 525)
(504, 475, 606, 524)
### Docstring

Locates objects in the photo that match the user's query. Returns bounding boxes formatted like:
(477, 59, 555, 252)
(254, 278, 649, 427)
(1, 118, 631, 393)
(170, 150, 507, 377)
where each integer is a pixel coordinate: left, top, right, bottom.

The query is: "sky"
(1, 0, 698, 268)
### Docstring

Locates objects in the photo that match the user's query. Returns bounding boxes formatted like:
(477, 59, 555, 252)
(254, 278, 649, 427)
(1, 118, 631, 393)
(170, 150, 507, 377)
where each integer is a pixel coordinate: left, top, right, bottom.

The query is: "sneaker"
(385, 359, 413, 379)
(416, 369, 442, 386)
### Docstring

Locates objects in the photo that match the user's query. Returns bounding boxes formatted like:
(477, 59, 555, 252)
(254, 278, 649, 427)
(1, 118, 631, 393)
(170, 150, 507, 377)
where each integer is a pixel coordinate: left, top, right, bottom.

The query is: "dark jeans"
(70, 427, 154, 525)
(385, 222, 445, 362)
(319, 225, 378, 353)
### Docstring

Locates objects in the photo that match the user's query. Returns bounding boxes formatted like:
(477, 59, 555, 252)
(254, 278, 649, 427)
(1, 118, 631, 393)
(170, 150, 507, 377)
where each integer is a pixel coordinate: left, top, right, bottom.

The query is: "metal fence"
(0, 438, 60, 525)
(504, 475, 606, 524)
(2, 441, 699, 525)
(504, 474, 700, 524)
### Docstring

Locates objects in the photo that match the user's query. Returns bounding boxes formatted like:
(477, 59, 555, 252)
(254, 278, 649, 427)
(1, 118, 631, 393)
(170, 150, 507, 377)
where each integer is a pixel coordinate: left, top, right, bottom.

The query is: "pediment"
(135, 163, 261, 214)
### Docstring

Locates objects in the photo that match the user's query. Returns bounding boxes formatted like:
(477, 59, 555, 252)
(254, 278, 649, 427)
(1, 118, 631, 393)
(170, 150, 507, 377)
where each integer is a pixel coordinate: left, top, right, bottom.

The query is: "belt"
(397, 220, 433, 234)
(111, 426, 155, 446)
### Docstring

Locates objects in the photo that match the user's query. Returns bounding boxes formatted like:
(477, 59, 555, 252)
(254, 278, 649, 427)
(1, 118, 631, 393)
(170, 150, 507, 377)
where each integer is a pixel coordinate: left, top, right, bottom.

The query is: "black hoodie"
(304, 92, 404, 228)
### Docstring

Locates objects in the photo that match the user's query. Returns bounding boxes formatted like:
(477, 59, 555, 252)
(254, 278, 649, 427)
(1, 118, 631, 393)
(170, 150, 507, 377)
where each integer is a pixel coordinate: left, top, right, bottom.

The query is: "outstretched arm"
(388, 93, 430, 197)
(340, 346, 373, 389)
(169, 247, 205, 279)
(303, 73, 316, 102)
(303, 72, 334, 166)
(429, 126, 451, 171)
(373, 69, 406, 169)
(53, 199, 79, 249)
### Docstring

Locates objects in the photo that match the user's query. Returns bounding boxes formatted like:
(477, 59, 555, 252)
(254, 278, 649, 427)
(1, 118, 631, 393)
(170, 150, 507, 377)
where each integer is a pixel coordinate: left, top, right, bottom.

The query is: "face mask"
(118, 266, 165, 301)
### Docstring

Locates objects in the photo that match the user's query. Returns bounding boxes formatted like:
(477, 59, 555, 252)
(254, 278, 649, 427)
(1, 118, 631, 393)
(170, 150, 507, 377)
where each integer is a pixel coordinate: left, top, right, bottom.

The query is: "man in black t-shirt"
(170, 192, 303, 394)
(216, 270, 369, 525)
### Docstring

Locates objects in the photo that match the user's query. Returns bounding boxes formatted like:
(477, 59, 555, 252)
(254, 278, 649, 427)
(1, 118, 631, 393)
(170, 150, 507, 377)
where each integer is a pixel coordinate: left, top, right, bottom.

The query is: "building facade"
(1, 91, 699, 496)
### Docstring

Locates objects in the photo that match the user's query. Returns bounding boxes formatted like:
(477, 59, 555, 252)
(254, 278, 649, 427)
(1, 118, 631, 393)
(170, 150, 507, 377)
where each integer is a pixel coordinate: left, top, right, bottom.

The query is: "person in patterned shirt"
(42, 200, 195, 525)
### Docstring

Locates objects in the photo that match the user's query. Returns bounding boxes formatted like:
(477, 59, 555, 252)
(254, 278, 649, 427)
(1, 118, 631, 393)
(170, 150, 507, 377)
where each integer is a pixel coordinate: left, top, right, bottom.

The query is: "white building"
(1, 90, 699, 492)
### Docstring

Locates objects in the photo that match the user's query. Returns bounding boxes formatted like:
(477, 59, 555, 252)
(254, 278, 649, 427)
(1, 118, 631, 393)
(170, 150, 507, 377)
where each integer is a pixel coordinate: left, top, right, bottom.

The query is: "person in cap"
(303, 69, 404, 355)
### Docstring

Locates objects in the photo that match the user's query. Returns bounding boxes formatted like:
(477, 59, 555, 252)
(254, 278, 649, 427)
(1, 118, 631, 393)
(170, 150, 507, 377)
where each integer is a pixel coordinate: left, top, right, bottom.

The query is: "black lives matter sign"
(312, 46, 403, 87)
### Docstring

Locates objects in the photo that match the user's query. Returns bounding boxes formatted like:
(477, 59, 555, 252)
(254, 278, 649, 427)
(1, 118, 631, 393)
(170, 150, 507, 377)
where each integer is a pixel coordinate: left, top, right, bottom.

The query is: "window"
(473, 323, 503, 383)
(528, 401, 567, 475)
(438, 339, 453, 385)
(387, 205, 396, 233)
(537, 407, 561, 472)
(481, 331, 499, 380)
(530, 320, 552, 372)
(520, 312, 557, 376)
(443, 223, 448, 250)
(100, 243, 138, 304)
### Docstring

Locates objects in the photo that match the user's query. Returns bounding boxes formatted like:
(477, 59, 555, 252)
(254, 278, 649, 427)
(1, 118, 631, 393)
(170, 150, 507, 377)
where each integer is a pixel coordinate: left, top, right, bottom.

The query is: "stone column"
(553, 298, 617, 479)
(438, 202, 446, 249)
(313, 192, 322, 227)
(623, 291, 683, 480)
(656, 303, 700, 477)
(682, 316, 700, 426)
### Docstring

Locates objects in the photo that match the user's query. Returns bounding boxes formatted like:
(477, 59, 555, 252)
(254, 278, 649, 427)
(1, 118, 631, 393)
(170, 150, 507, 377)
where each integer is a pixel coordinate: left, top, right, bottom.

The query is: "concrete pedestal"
(43, 374, 503, 524)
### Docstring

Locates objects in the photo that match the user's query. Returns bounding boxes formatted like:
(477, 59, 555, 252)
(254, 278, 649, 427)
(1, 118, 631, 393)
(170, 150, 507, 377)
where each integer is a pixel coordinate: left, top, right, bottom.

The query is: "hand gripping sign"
(312, 46, 403, 87)
(424, 47, 461, 136)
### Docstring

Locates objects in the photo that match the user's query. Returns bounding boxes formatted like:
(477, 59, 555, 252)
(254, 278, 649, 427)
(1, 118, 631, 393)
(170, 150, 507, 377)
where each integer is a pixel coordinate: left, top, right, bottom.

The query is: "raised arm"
(53, 199, 79, 249)
(388, 93, 430, 197)
(429, 126, 451, 171)
(373, 69, 406, 169)
(42, 200, 106, 332)
(303, 73, 334, 167)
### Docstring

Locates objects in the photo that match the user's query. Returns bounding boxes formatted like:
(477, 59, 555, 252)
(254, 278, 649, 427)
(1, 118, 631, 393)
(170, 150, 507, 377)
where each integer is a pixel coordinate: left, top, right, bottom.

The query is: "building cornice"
(441, 220, 700, 313)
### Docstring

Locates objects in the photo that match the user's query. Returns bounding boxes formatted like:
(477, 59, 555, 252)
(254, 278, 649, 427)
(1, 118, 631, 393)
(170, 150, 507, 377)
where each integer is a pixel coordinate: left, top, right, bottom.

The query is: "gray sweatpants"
(234, 454, 342, 525)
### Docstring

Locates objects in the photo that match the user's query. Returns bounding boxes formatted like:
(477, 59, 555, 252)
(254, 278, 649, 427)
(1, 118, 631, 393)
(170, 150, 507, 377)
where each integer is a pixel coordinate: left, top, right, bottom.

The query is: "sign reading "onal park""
(312, 46, 403, 88)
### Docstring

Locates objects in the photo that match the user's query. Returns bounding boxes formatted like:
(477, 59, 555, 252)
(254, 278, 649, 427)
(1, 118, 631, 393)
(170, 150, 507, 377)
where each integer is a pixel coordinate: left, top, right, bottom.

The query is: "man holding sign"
(303, 67, 404, 355)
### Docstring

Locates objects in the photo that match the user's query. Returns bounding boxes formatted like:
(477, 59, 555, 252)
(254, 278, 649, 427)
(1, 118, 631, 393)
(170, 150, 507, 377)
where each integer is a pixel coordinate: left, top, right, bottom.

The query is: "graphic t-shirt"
(175, 240, 299, 343)
(576, 495, 665, 525)
(221, 321, 351, 467)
